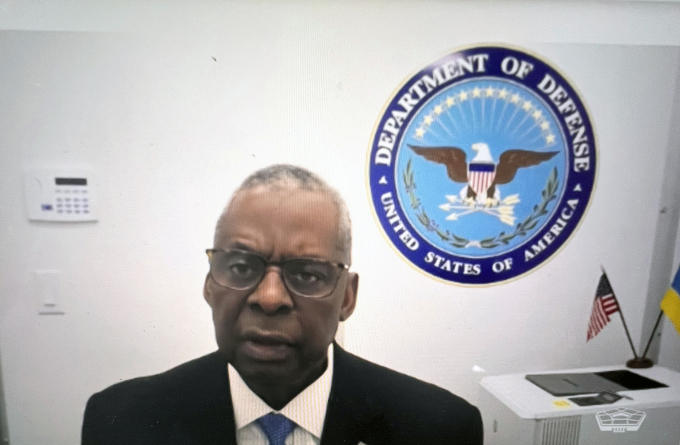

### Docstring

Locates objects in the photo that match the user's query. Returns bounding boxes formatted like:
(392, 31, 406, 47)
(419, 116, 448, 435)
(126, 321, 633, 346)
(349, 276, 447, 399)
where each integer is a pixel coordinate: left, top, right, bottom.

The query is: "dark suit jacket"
(82, 345, 482, 444)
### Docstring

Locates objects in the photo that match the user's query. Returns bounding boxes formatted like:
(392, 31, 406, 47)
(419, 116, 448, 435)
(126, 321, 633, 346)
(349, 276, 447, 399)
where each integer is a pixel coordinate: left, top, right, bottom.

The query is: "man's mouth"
(241, 331, 295, 361)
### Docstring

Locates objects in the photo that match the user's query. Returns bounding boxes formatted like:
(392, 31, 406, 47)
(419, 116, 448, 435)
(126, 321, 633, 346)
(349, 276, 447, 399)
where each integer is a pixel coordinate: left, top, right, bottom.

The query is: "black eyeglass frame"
(205, 248, 350, 298)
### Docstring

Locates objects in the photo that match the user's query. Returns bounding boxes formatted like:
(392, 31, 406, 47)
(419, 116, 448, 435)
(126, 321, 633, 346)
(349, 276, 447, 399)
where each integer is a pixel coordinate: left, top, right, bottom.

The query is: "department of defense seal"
(368, 45, 597, 285)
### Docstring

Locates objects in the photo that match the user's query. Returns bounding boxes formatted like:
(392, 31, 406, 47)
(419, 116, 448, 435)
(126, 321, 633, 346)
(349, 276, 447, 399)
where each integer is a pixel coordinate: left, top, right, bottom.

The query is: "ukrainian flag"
(661, 266, 680, 336)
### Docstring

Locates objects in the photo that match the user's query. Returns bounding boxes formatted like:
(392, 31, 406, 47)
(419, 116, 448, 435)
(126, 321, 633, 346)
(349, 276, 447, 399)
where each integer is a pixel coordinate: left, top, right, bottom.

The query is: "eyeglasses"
(206, 249, 349, 298)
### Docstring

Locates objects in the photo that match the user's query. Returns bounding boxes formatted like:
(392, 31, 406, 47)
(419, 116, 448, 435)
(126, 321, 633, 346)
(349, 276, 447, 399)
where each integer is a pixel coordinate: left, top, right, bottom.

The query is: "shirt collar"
(228, 343, 334, 439)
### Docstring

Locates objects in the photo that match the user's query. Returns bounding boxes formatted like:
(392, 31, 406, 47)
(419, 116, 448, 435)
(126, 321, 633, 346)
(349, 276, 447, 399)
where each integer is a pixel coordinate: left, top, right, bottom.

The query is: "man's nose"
(247, 267, 294, 314)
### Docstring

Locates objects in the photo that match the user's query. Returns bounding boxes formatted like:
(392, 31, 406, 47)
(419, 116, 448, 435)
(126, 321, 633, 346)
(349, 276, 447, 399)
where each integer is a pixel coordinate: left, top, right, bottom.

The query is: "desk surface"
(479, 365, 680, 419)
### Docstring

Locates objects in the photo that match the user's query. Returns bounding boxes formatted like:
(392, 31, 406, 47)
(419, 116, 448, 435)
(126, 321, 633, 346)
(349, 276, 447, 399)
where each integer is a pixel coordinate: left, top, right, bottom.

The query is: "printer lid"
(526, 370, 667, 396)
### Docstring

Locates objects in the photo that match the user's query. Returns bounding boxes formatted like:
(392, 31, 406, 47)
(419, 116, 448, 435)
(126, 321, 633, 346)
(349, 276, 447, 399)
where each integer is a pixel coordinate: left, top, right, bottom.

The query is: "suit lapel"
(320, 345, 378, 445)
(171, 352, 238, 445)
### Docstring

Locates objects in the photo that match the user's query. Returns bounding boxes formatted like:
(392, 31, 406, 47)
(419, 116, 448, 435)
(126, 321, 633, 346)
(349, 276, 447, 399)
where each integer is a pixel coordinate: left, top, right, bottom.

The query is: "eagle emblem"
(409, 143, 558, 224)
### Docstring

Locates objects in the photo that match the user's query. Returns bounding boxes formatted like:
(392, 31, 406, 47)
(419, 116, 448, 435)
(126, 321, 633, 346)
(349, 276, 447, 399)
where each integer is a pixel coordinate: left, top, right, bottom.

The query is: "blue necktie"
(256, 413, 296, 445)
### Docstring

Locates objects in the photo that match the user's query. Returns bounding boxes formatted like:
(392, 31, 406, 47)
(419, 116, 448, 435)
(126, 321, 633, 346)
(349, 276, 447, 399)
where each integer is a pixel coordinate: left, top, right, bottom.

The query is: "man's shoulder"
(332, 346, 483, 443)
(335, 346, 474, 408)
(92, 351, 224, 402)
(84, 351, 229, 425)
(82, 352, 232, 444)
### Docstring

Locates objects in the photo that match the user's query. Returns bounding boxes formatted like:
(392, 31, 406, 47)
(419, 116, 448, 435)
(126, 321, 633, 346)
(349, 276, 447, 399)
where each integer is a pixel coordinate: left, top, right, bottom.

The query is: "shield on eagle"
(468, 162, 496, 195)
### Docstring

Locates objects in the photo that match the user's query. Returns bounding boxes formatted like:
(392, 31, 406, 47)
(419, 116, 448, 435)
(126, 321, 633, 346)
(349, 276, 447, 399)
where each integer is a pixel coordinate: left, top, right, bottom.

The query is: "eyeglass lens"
(210, 250, 341, 298)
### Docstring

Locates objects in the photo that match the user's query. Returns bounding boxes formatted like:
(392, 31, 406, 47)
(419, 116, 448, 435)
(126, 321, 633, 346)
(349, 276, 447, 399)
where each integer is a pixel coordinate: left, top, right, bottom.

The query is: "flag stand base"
(626, 357, 654, 369)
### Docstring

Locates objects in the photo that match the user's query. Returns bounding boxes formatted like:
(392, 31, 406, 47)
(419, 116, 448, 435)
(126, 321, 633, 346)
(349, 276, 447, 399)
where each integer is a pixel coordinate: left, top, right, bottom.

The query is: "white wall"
(1, 2, 680, 444)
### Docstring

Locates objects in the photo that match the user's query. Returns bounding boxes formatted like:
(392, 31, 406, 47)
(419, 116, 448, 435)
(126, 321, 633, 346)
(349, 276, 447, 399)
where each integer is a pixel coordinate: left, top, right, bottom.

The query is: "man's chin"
(233, 358, 300, 385)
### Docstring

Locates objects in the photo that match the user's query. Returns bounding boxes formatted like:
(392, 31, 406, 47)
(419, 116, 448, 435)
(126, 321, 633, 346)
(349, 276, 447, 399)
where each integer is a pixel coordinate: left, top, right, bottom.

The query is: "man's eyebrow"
(224, 242, 255, 251)
(293, 253, 329, 261)
(283, 252, 342, 263)
(221, 242, 334, 262)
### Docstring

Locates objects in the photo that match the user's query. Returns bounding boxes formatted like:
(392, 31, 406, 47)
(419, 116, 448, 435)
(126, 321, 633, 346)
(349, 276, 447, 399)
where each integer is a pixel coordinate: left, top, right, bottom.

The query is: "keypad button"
(66, 210, 72, 214)
(57, 210, 63, 214)
(83, 210, 89, 214)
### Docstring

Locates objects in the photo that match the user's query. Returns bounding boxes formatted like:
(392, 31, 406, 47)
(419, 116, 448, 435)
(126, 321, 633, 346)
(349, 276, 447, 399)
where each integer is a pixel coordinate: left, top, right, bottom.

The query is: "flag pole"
(639, 310, 664, 362)
(601, 266, 639, 362)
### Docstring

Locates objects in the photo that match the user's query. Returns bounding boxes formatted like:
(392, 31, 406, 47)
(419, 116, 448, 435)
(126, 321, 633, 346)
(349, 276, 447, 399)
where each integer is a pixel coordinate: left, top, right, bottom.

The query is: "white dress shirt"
(228, 344, 334, 445)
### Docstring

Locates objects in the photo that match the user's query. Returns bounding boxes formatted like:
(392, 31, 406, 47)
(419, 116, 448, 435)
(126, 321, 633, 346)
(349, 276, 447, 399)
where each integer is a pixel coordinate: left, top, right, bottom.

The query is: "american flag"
(587, 273, 620, 341)
(468, 163, 496, 195)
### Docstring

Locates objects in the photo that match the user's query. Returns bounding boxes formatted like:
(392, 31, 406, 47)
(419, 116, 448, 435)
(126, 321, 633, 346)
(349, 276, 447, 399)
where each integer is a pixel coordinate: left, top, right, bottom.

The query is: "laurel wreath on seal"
(403, 159, 559, 249)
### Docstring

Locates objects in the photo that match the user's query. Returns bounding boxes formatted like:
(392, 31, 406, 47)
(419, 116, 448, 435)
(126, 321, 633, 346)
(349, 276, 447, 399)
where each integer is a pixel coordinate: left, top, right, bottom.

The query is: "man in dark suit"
(82, 165, 482, 445)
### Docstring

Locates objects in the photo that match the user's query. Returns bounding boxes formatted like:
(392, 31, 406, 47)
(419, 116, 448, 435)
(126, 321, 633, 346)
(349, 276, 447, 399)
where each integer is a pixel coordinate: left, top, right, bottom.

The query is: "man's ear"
(339, 272, 359, 322)
(203, 274, 214, 307)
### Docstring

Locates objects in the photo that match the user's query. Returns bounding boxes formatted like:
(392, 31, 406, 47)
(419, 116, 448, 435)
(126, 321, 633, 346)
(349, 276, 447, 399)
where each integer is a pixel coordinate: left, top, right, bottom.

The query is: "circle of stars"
(414, 86, 556, 145)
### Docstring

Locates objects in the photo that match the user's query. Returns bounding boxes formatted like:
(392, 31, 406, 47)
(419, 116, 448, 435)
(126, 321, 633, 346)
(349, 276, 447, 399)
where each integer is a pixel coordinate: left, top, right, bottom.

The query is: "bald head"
(214, 164, 353, 264)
